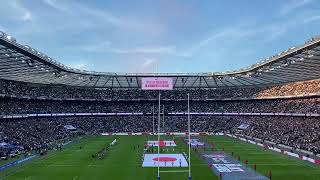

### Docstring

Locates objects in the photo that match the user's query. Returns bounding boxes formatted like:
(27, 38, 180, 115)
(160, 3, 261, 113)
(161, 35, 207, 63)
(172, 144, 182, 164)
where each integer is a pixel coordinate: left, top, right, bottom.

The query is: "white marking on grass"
(72, 176, 78, 180)
(48, 164, 75, 167)
(247, 163, 314, 166)
(159, 170, 189, 173)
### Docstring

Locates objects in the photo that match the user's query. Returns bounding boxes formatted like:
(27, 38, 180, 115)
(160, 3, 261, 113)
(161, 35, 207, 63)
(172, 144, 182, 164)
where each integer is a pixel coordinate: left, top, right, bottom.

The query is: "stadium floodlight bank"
(141, 77, 192, 180)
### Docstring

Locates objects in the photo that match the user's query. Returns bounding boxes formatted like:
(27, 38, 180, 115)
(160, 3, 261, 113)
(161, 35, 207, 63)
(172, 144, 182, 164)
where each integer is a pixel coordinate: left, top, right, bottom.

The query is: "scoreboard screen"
(141, 77, 173, 90)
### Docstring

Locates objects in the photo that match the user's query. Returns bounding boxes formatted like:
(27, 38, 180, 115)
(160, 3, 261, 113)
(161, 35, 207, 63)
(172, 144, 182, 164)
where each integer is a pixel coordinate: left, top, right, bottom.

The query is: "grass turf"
(209, 136, 320, 180)
(0, 135, 319, 180)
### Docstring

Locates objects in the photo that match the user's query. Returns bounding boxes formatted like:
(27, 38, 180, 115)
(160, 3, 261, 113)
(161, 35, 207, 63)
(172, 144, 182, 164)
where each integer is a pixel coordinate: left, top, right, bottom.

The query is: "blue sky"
(0, 0, 320, 73)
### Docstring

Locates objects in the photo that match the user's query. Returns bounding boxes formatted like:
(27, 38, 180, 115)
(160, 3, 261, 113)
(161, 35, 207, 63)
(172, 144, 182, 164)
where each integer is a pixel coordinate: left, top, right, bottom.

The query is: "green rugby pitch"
(1, 135, 320, 180)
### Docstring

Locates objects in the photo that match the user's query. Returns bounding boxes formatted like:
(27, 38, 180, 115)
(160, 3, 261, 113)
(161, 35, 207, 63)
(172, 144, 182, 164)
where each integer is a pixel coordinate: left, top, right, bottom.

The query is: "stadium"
(0, 1, 320, 180)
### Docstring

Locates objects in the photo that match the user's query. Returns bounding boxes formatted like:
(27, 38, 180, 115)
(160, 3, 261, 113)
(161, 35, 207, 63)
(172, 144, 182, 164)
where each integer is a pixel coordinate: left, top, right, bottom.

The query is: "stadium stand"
(0, 79, 319, 100)
(0, 116, 319, 155)
(0, 31, 319, 161)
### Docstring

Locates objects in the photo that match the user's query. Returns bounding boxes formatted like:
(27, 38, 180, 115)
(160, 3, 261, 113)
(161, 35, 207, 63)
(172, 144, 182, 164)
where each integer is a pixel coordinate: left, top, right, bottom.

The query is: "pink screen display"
(141, 77, 173, 90)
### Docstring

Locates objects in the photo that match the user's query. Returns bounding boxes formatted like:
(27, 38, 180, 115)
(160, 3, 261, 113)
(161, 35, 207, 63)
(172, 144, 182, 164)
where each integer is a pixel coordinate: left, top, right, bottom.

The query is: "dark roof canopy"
(0, 31, 319, 89)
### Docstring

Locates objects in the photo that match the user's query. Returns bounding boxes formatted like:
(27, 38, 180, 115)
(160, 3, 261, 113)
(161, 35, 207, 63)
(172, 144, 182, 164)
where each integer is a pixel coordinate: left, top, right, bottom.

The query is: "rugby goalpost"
(141, 77, 191, 180)
(157, 92, 192, 180)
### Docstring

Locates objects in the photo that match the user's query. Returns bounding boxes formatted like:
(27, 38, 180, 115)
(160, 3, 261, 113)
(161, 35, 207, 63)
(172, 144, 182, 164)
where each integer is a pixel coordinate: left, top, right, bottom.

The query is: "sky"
(0, 0, 320, 73)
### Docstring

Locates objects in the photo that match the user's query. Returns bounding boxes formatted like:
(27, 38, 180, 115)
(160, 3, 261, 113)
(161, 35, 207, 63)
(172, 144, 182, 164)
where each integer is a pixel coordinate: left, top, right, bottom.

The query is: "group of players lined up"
(92, 147, 107, 160)
(144, 147, 175, 154)
(92, 139, 117, 160)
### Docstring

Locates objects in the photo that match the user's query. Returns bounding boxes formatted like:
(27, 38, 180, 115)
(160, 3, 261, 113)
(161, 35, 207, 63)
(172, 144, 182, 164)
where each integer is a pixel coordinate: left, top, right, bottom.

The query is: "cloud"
(86, 21, 291, 61)
(1, 0, 316, 73)
(140, 58, 159, 72)
(81, 41, 175, 55)
(79, 6, 128, 28)
(111, 55, 161, 73)
(178, 19, 297, 59)
(21, 11, 32, 21)
(186, 30, 230, 55)
(181, 27, 257, 57)
(42, 0, 70, 13)
(125, 58, 160, 73)
(12, 1, 33, 22)
(280, 0, 314, 16)
(40, 0, 165, 35)
(261, 25, 287, 42)
(0, 26, 6, 32)
(78, 5, 165, 35)
(304, 15, 320, 23)
(0, 1, 40, 36)
(0, 0, 34, 22)
(81, 41, 112, 53)
(109, 47, 175, 54)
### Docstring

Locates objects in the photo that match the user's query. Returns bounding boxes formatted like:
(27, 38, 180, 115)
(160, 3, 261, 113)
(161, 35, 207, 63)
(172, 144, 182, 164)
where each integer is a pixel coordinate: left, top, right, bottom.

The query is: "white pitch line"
(72, 176, 78, 180)
(48, 164, 75, 167)
(159, 170, 189, 173)
(244, 162, 307, 167)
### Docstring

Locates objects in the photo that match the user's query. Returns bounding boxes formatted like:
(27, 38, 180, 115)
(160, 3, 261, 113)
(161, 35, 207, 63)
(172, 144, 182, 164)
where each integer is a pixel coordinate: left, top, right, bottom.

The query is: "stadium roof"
(0, 31, 319, 89)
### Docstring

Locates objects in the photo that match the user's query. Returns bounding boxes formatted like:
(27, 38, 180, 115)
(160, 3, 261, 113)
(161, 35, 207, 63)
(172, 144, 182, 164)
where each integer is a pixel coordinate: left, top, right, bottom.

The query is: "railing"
(1, 112, 319, 119)
(0, 92, 319, 101)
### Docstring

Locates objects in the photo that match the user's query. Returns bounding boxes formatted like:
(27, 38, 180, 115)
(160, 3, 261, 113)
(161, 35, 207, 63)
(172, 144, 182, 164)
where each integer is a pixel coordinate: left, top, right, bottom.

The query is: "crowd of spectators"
(0, 78, 319, 158)
(0, 117, 79, 157)
(0, 116, 319, 155)
(0, 79, 319, 100)
(238, 116, 320, 155)
(0, 116, 237, 155)
(257, 79, 320, 97)
(0, 97, 319, 115)
(0, 79, 259, 100)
